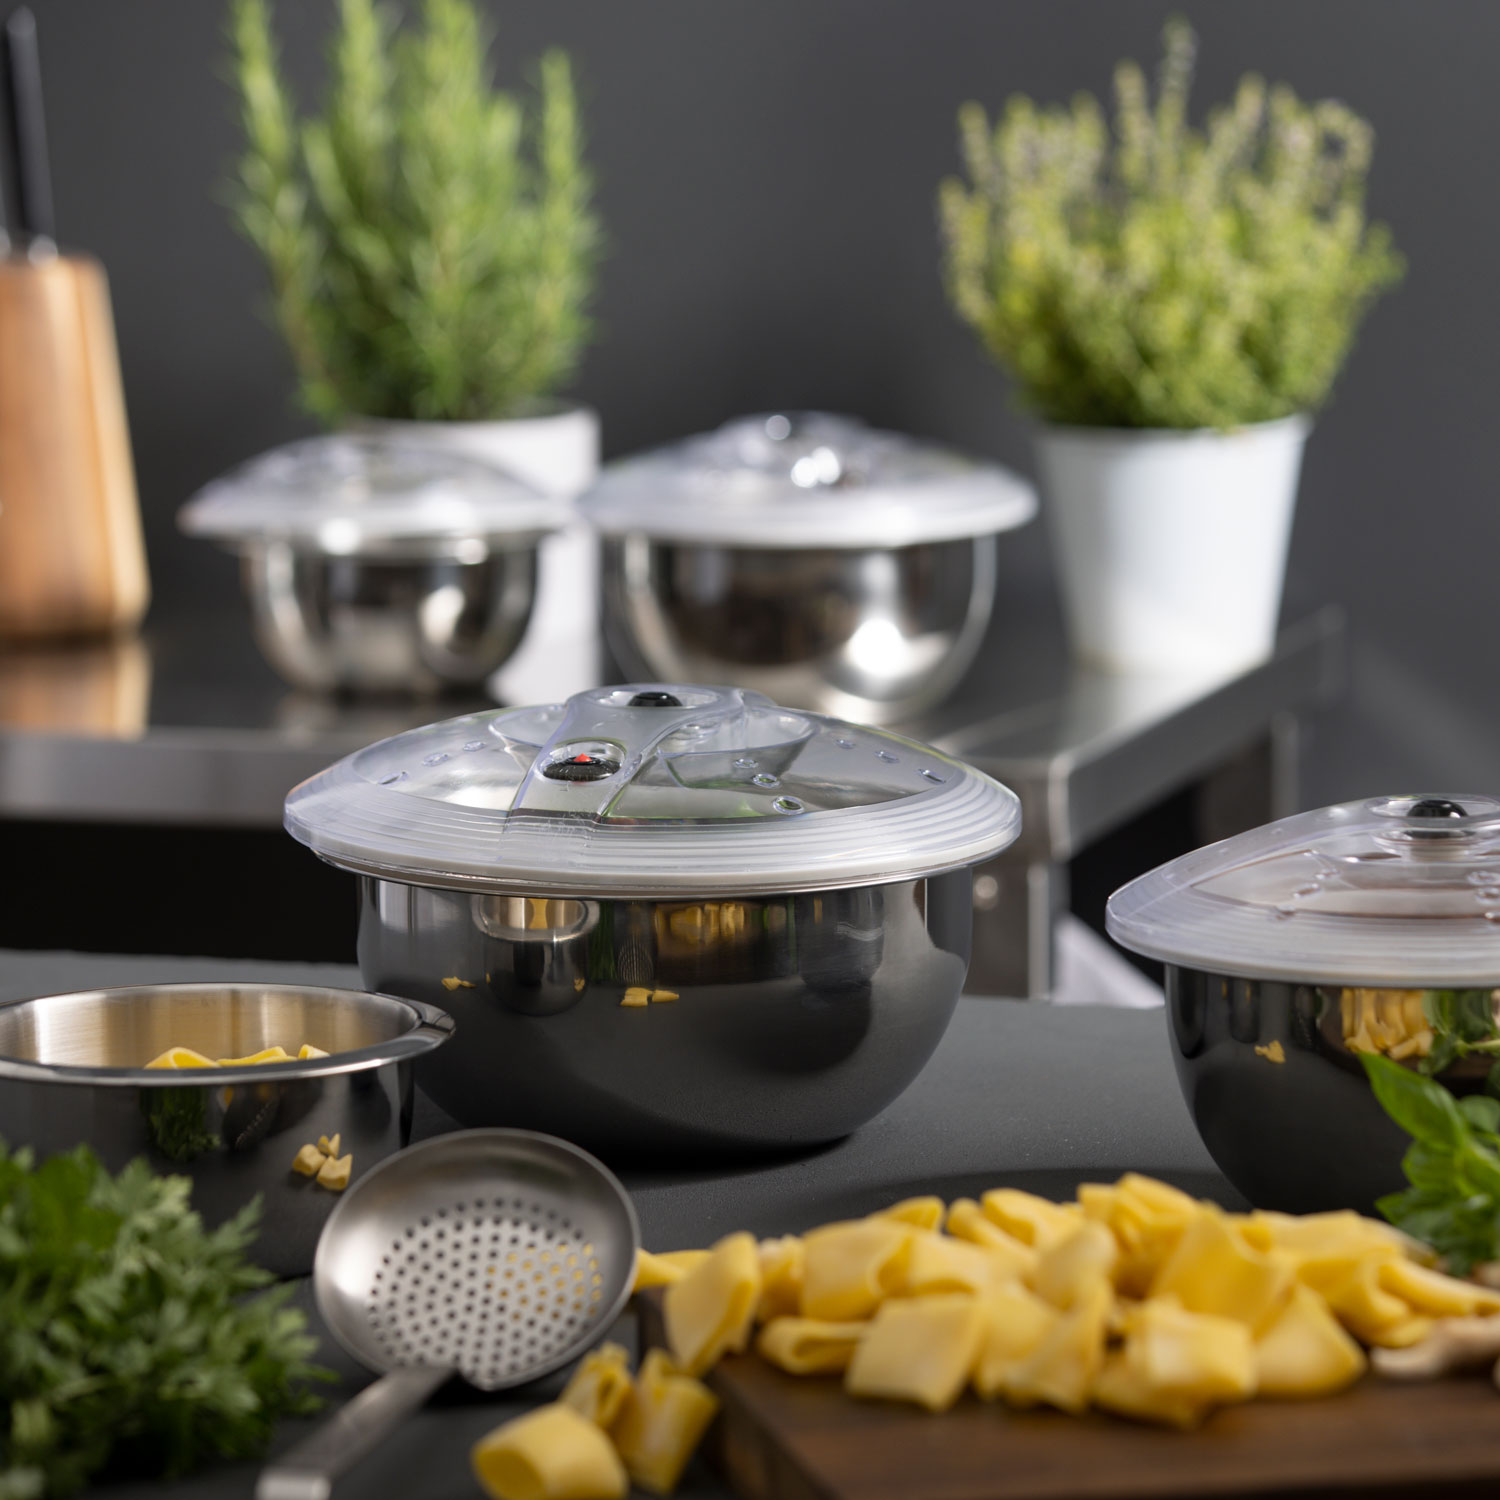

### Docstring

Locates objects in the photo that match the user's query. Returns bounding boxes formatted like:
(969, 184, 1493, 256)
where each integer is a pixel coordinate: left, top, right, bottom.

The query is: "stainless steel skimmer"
(256, 1129, 639, 1500)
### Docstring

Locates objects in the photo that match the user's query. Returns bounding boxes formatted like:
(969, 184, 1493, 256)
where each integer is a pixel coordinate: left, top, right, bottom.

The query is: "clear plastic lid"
(284, 683, 1021, 896)
(576, 412, 1037, 548)
(1107, 794, 1500, 985)
(179, 435, 561, 550)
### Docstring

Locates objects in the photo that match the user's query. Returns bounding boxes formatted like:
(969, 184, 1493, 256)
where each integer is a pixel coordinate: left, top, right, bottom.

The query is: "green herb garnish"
(1418, 989, 1500, 1090)
(0, 1143, 331, 1498)
(1361, 1052, 1500, 1276)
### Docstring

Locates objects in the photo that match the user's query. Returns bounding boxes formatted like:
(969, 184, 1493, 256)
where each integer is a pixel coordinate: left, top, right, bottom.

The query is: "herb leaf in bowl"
(0, 1143, 330, 1497)
(1361, 1052, 1500, 1275)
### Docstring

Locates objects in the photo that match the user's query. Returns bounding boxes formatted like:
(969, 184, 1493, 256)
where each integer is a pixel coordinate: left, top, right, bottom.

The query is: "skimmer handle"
(255, 1364, 452, 1500)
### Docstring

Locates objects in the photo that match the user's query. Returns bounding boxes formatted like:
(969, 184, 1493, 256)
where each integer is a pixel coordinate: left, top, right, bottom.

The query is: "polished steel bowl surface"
(357, 871, 973, 1157)
(240, 538, 539, 694)
(600, 535, 996, 722)
(0, 982, 454, 1274)
(1167, 966, 1439, 1212)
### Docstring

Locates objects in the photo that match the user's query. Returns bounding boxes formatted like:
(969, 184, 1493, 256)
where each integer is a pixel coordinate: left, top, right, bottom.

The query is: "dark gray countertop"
(0, 948, 1232, 1499)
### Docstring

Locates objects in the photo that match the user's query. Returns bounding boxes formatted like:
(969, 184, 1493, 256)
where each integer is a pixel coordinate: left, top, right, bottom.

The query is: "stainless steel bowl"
(356, 870, 973, 1157)
(0, 982, 454, 1274)
(1164, 966, 1463, 1213)
(600, 535, 997, 723)
(239, 537, 539, 695)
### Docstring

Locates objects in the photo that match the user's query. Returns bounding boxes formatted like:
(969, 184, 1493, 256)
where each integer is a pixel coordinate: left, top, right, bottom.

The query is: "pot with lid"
(180, 434, 561, 694)
(1108, 794, 1500, 1213)
(577, 413, 1037, 723)
(285, 682, 1022, 1156)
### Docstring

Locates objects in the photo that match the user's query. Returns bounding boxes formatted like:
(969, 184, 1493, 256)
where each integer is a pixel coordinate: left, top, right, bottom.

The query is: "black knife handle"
(5, 6, 54, 247)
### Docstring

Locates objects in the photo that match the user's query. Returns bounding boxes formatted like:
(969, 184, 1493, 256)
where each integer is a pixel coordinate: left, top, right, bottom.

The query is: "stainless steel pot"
(356, 871, 973, 1157)
(0, 982, 454, 1274)
(1165, 967, 1440, 1213)
(600, 534, 997, 723)
(1108, 794, 1500, 1215)
(240, 537, 539, 695)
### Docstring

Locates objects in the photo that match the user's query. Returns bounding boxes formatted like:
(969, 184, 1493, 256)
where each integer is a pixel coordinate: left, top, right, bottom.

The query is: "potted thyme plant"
(228, 0, 602, 698)
(940, 21, 1402, 672)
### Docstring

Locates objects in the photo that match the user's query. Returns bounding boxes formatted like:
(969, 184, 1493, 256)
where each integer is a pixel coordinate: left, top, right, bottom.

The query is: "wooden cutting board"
(639, 1293, 1500, 1499)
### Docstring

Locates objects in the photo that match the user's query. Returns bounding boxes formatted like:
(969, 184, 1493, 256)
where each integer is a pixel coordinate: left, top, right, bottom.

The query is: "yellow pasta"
(844, 1294, 988, 1412)
(902, 1231, 1000, 1297)
(1092, 1351, 1210, 1430)
(799, 1219, 913, 1322)
(663, 1232, 761, 1376)
(216, 1046, 293, 1066)
(1253, 1283, 1366, 1398)
(757, 1317, 866, 1375)
(471, 1402, 627, 1500)
(290, 1143, 325, 1177)
(755, 1237, 804, 1322)
(980, 1188, 1082, 1250)
(1030, 1221, 1119, 1310)
(1149, 1208, 1292, 1331)
(315, 1153, 352, 1191)
(610, 1349, 719, 1496)
(995, 1275, 1112, 1414)
(875, 1196, 946, 1231)
(971, 1282, 1058, 1400)
(633, 1169, 1500, 1437)
(1124, 1297, 1256, 1404)
(144, 1047, 218, 1069)
(944, 1199, 1036, 1278)
(560, 1342, 634, 1430)
(633, 1249, 711, 1293)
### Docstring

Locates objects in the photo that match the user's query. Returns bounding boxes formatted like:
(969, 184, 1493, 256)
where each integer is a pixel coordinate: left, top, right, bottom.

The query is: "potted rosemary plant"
(228, 0, 601, 698)
(940, 22, 1402, 673)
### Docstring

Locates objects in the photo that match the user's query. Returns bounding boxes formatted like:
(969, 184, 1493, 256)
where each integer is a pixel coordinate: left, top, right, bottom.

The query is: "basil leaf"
(1461, 1095, 1500, 1133)
(1361, 1053, 1466, 1149)
(1424, 988, 1457, 1035)
(1421, 1033, 1462, 1077)
(1458, 989, 1499, 1043)
(1402, 1141, 1461, 1194)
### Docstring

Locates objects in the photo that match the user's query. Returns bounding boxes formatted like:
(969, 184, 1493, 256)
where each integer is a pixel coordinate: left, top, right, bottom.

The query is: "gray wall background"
(24, 0, 1500, 807)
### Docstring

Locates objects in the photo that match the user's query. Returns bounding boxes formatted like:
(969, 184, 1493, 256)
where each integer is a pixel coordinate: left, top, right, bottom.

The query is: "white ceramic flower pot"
(361, 405, 601, 702)
(1036, 415, 1309, 674)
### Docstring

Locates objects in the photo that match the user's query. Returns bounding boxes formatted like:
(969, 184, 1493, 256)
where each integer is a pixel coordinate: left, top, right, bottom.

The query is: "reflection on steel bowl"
(357, 871, 973, 1157)
(578, 413, 1036, 722)
(239, 539, 540, 694)
(1164, 968, 1432, 1213)
(599, 535, 996, 723)
(178, 434, 560, 695)
(0, 983, 453, 1274)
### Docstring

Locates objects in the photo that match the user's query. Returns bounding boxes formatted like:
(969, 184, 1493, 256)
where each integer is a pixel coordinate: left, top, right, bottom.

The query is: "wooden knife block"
(0, 254, 149, 638)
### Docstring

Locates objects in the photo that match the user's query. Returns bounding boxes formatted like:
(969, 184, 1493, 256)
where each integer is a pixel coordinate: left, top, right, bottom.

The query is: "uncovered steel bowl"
(356, 871, 974, 1158)
(0, 982, 454, 1274)
(599, 534, 996, 723)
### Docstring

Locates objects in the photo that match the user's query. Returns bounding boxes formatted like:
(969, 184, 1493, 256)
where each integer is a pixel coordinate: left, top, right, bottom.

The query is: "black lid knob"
(542, 753, 620, 782)
(1409, 798, 1468, 820)
(627, 690, 682, 708)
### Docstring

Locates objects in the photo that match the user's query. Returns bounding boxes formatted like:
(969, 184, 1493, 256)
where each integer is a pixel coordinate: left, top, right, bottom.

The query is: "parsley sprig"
(0, 1144, 331, 1498)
